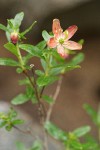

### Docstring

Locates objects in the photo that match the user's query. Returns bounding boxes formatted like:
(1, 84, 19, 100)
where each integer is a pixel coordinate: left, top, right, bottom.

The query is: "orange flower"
(47, 19, 82, 58)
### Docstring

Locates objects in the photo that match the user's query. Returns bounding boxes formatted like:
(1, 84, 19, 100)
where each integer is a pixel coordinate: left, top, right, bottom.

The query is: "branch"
(23, 69, 46, 123)
(22, 65, 49, 150)
(13, 125, 34, 138)
(46, 75, 63, 122)
(40, 86, 45, 98)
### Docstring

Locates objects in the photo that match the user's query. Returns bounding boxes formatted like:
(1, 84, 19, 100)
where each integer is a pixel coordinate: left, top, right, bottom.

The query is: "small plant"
(0, 12, 99, 150)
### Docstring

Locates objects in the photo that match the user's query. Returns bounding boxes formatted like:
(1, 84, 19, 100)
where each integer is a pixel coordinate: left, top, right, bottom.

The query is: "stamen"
(59, 38, 64, 44)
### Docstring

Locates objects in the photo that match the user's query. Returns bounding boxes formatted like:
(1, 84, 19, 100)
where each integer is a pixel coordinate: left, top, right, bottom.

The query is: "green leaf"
(19, 44, 43, 58)
(23, 53, 33, 65)
(68, 53, 85, 66)
(6, 125, 12, 131)
(35, 70, 44, 76)
(49, 66, 64, 75)
(31, 140, 43, 150)
(42, 30, 51, 41)
(6, 19, 14, 41)
(45, 121, 67, 141)
(36, 41, 46, 50)
(83, 135, 100, 150)
(37, 75, 58, 87)
(0, 121, 6, 128)
(19, 78, 31, 85)
(16, 142, 26, 150)
(50, 63, 80, 75)
(58, 53, 84, 73)
(82, 142, 99, 150)
(0, 58, 19, 66)
(4, 43, 18, 57)
(42, 95, 54, 104)
(20, 21, 37, 37)
(12, 119, 24, 125)
(0, 24, 8, 32)
(16, 68, 23, 74)
(65, 64, 81, 72)
(14, 12, 24, 28)
(73, 126, 91, 137)
(7, 19, 14, 28)
(40, 59, 47, 71)
(9, 108, 17, 118)
(11, 93, 30, 105)
(52, 50, 65, 62)
(84, 104, 98, 125)
(25, 86, 34, 98)
(69, 139, 83, 150)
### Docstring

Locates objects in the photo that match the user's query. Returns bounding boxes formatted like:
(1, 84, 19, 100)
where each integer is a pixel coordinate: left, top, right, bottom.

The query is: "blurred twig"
(46, 75, 63, 122)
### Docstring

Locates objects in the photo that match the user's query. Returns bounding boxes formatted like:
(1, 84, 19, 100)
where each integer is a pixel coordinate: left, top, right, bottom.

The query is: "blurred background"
(0, 0, 100, 139)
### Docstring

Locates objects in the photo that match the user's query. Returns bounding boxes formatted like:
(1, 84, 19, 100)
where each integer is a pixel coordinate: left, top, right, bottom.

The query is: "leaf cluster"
(0, 108, 24, 131)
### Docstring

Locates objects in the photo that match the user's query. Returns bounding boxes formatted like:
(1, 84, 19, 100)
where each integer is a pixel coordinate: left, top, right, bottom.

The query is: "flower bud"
(10, 31, 19, 44)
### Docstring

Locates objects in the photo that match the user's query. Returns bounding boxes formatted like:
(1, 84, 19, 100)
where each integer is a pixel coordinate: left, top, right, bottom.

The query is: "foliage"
(0, 12, 99, 150)
(16, 140, 43, 150)
(0, 108, 24, 131)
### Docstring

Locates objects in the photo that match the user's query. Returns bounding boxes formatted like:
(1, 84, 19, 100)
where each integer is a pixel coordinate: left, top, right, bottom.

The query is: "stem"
(43, 127, 49, 150)
(40, 86, 45, 98)
(31, 66, 47, 120)
(16, 45, 51, 150)
(23, 69, 46, 123)
(45, 54, 51, 76)
(31, 65, 48, 150)
(16, 44, 46, 123)
(13, 125, 34, 138)
(46, 75, 63, 122)
(23, 70, 48, 150)
(16, 43, 25, 70)
(43, 75, 63, 150)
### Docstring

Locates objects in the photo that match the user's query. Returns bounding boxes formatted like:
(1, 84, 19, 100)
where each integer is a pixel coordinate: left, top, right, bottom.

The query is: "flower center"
(59, 38, 64, 44)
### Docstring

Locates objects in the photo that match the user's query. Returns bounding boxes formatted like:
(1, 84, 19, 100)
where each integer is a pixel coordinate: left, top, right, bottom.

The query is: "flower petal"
(66, 25, 78, 40)
(47, 38, 57, 48)
(64, 40, 82, 50)
(52, 19, 63, 36)
(57, 45, 69, 58)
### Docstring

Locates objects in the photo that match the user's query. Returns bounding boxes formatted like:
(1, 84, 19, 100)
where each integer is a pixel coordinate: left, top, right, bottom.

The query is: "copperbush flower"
(10, 31, 19, 44)
(47, 19, 82, 58)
